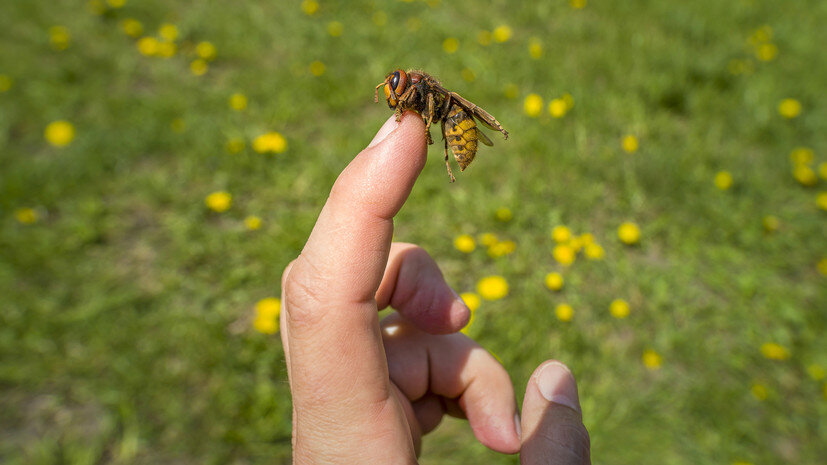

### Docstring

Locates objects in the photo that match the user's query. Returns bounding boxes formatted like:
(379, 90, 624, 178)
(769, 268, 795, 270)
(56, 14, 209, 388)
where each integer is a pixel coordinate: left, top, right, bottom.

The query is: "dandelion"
(495, 207, 512, 222)
(49, 26, 70, 50)
(819, 258, 827, 276)
(44, 120, 75, 147)
(442, 37, 459, 54)
(553, 244, 576, 266)
(714, 171, 733, 190)
(158, 23, 179, 42)
(750, 383, 768, 400)
(309, 60, 326, 76)
(477, 275, 508, 300)
(137, 36, 160, 56)
(14, 208, 38, 224)
(807, 363, 825, 381)
(528, 37, 543, 59)
(793, 165, 818, 186)
(0, 74, 12, 92)
(762, 215, 780, 232)
(170, 118, 185, 132)
(609, 299, 630, 318)
(229, 93, 247, 111)
(584, 243, 605, 260)
(524, 94, 543, 117)
(617, 222, 640, 245)
(196, 41, 217, 60)
(570, 0, 587, 9)
(226, 137, 245, 154)
(244, 215, 262, 230)
(621, 135, 638, 153)
(460, 292, 481, 312)
(190, 59, 208, 76)
(487, 240, 516, 258)
(549, 98, 568, 118)
(106, 0, 126, 7)
(327, 21, 344, 37)
(816, 192, 827, 211)
(756, 43, 778, 61)
(301, 0, 319, 15)
(551, 225, 571, 243)
(642, 349, 662, 370)
(120, 19, 143, 37)
(453, 234, 476, 253)
(476, 30, 492, 46)
(493, 25, 512, 42)
(156, 42, 176, 58)
(252, 132, 288, 153)
(205, 191, 232, 212)
(372, 11, 387, 27)
(253, 297, 280, 334)
(778, 98, 802, 119)
(760, 342, 790, 360)
(789, 147, 814, 165)
(544, 272, 564, 291)
(555, 303, 574, 322)
(748, 25, 772, 44)
(504, 83, 519, 99)
(479, 232, 498, 247)
(818, 162, 827, 180)
(461, 68, 476, 82)
(568, 236, 584, 252)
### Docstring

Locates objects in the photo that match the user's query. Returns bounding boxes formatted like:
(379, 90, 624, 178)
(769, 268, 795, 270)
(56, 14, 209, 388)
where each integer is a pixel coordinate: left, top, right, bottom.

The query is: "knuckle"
(282, 257, 327, 328)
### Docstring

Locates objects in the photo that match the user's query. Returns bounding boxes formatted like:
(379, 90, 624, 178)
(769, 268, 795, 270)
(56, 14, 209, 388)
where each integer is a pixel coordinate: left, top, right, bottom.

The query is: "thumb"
(520, 361, 591, 465)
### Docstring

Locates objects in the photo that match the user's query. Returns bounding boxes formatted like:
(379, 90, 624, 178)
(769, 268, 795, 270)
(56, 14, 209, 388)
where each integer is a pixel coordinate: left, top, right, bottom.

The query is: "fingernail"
(513, 412, 522, 439)
(367, 114, 400, 148)
(536, 361, 580, 413)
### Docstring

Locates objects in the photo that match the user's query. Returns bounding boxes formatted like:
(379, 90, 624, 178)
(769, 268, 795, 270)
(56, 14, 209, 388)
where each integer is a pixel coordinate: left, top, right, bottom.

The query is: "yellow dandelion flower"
(460, 292, 481, 312)
(487, 240, 516, 258)
(553, 244, 576, 266)
(327, 21, 344, 37)
(0, 74, 12, 92)
(253, 314, 278, 334)
(477, 275, 509, 301)
(570, 0, 587, 9)
(584, 243, 605, 260)
(88, 0, 106, 15)
(544, 272, 564, 291)
(524, 93, 543, 117)
(244, 215, 262, 231)
(301, 0, 319, 15)
(561, 92, 574, 110)
(44, 120, 75, 147)
(226, 137, 245, 154)
(555, 303, 574, 322)
(229, 93, 247, 111)
(807, 363, 825, 381)
(749, 25, 772, 44)
(158, 23, 179, 42)
(762, 215, 780, 232)
(454, 234, 476, 253)
(170, 118, 185, 132)
(461, 68, 476, 82)
(504, 83, 519, 99)
(551, 225, 572, 243)
(609, 299, 630, 319)
(479, 232, 499, 247)
(714, 171, 733, 190)
(196, 41, 217, 60)
(760, 342, 790, 360)
(190, 59, 208, 76)
(156, 41, 176, 58)
(578, 233, 594, 245)
(818, 162, 827, 180)
(120, 19, 143, 37)
(568, 236, 584, 252)
(137, 36, 159, 56)
(495, 207, 512, 222)
(549, 98, 568, 118)
(309, 60, 326, 76)
(778, 98, 801, 119)
(618, 222, 640, 245)
(372, 11, 387, 27)
(816, 192, 827, 210)
(756, 43, 778, 61)
(253, 297, 281, 334)
(493, 25, 512, 42)
(252, 132, 288, 154)
(823, 382, 827, 400)
(528, 37, 543, 59)
(793, 165, 818, 186)
(642, 349, 662, 370)
(14, 208, 38, 224)
(406, 17, 421, 32)
(442, 37, 459, 54)
(750, 383, 768, 401)
(205, 191, 231, 212)
(49, 26, 70, 50)
(819, 258, 827, 276)
(106, 0, 126, 7)
(426, 0, 441, 7)
(621, 134, 639, 153)
(789, 148, 814, 165)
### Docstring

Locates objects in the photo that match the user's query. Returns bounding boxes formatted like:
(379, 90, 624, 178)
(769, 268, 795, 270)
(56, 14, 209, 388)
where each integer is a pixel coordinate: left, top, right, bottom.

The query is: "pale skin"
(280, 112, 591, 464)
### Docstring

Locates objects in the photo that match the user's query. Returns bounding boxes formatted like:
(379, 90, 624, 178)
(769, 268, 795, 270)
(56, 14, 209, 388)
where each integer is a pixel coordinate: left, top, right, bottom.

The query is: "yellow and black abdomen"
(443, 105, 480, 171)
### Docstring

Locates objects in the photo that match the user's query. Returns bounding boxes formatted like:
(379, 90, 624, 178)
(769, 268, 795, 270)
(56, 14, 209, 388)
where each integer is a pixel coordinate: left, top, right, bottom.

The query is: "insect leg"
(425, 92, 435, 145)
(441, 120, 456, 183)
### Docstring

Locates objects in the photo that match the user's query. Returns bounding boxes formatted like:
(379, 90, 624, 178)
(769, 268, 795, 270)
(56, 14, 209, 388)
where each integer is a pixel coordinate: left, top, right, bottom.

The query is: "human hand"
(280, 112, 590, 463)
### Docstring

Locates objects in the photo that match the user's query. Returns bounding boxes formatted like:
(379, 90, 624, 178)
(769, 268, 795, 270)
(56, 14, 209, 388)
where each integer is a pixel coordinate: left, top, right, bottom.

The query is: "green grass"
(1, 0, 826, 463)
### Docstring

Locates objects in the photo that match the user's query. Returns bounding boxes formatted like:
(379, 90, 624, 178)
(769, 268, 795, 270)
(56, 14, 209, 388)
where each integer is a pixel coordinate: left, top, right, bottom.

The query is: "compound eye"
(394, 70, 408, 95)
(390, 71, 400, 91)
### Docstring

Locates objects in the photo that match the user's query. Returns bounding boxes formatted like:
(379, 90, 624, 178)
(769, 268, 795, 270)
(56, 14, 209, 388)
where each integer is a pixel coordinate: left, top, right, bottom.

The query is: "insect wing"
(477, 127, 494, 146)
(448, 92, 507, 138)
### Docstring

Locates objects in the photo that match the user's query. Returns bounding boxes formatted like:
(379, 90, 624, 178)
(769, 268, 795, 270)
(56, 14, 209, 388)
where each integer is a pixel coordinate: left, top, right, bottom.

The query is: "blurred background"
(1, 0, 825, 463)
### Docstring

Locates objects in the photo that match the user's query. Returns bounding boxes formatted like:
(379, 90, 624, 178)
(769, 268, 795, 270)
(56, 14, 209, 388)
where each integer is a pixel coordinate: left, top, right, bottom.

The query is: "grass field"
(1, 0, 826, 463)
